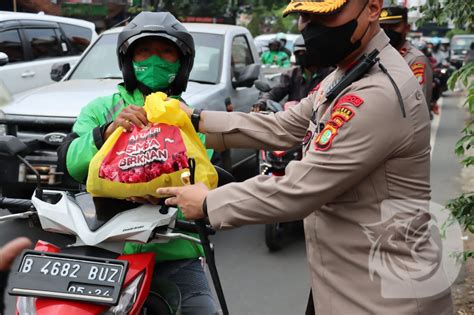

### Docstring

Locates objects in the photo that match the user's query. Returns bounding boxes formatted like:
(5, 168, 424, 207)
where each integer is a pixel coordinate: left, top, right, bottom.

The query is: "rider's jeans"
(152, 258, 219, 315)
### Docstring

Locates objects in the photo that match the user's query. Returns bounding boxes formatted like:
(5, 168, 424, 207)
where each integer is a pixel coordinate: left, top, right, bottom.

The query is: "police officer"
(379, 5, 434, 116)
(252, 35, 332, 112)
(158, 0, 453, 313)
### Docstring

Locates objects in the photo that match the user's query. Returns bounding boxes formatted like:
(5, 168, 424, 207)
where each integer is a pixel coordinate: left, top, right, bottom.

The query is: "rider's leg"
(152, 258, 219, 315)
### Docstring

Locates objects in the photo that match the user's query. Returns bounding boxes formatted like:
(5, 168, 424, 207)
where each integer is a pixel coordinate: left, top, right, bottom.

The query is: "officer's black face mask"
(301, 1, 369, 67)
(384, 29, 403, 49)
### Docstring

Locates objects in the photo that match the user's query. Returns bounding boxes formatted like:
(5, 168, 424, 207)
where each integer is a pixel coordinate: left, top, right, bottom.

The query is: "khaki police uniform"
(400, 41, 433, 109)
(379, 5, 433, 111)
(201, 30, 453, 314)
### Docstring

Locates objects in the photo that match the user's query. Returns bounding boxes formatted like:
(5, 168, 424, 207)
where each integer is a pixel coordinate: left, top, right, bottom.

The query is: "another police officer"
(252, 35, 332, 112)
(379, 5, 434, 116)
(159, 0, 453, 313)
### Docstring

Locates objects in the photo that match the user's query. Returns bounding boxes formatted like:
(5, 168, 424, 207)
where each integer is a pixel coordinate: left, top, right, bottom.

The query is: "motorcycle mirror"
(0, 136, 43, 200)
(254, 80, 272, 93)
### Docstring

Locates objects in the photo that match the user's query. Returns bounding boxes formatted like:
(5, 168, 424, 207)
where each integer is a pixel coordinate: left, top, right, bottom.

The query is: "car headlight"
(104, 272, 143, 315)
(17, 296, 37, 315)
(0, 109, 6, 136)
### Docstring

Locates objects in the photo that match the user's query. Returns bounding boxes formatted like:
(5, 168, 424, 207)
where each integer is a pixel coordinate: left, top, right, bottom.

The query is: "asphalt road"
(0, 92, 467, 315)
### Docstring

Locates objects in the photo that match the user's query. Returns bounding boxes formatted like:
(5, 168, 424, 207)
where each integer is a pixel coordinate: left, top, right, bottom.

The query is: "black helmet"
(293, 35, 305, 54)
(117, 12, 195, 95)
(268, 38, 282, 49)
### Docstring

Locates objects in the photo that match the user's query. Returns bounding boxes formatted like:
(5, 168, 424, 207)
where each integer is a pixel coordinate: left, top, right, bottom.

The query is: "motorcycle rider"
(252, 35, 332, 112)
(156, 0, 454, 313)
(276, 32, 292, 57)
(379, 5, 434, 117)
(261, 38, 291, 67)
(58, 12, 218, 314)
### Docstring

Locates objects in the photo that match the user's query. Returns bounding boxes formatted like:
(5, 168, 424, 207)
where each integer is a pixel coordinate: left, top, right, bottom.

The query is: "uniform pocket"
(330, 188, 359, 204)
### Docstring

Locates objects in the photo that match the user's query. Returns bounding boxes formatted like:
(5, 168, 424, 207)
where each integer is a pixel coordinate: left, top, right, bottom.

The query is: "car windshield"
(451, 37, 474, 50)
(69, 32, 223, 84)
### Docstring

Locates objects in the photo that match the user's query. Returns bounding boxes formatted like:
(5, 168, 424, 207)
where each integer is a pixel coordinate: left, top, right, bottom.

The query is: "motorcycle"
(0, 136, 232, 315)
(253, 81, 303, 251)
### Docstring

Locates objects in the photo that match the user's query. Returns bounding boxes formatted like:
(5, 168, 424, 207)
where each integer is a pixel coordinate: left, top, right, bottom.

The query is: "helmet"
(276, 32, 287, 41)
(293, 35, 305, 54)
(117, 12, 195, 95)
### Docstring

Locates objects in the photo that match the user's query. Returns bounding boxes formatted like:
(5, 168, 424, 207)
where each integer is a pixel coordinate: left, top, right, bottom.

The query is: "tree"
(418, 0, 474, 261)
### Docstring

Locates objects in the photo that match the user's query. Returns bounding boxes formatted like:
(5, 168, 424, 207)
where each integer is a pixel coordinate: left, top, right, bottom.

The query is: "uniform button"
(416, 91, 422, 100)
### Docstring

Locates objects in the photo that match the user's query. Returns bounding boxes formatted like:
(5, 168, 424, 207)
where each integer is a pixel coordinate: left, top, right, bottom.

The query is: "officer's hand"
(251, 102, 266, 113)
(0, 237, 32, 271)
(179, 101, 193, 118)
(156, 183, 209, 220)
(105, 105, 148, 139)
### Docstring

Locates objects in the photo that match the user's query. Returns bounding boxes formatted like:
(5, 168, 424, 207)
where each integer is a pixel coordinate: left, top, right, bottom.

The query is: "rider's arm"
(58, 96, 113, 183)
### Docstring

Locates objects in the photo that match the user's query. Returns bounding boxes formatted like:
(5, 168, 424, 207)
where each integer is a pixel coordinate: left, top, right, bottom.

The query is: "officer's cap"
(379, 6, 408, 24)
(283, 0, 349, 17)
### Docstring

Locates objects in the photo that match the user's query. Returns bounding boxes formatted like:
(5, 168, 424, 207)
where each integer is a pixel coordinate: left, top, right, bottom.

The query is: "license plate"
(8, 250, 128, 305)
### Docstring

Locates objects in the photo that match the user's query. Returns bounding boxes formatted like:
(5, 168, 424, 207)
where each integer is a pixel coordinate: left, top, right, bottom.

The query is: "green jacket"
(66, 84, 210, 262)
(260, 50, 290, 67)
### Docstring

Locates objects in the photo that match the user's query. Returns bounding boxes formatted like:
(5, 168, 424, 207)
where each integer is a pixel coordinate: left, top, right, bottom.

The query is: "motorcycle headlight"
(17, 296, 37, 315)
(104, 273, 143, 315)
(0, 109, 6, 136)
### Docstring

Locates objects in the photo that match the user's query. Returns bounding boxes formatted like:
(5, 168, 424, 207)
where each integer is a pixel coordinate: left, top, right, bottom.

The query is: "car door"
(228, 34, 260, 113)
(0, 24, 29, 95)
(19, 25, 80, 93)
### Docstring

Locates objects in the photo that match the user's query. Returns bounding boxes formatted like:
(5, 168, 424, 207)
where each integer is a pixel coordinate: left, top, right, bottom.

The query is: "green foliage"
(445, 28, 471, 40)
(245, 4, 298, 37)
(417, 0, 474, 31)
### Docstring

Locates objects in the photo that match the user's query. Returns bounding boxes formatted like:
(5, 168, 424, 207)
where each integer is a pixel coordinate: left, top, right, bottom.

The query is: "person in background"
(276, 32, 292, 57)
(261, 38, 291, 67)
(252, 35, 332, 112)
(464, 42, 474, 65)
(379, 5, 434, 117)
(0, 237, 32, 314)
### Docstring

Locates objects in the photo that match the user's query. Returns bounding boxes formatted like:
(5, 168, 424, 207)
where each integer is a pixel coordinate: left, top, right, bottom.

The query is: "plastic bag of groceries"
(86, 92, 217, 199)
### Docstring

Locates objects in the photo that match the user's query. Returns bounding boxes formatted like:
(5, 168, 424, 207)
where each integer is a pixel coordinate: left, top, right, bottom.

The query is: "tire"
(265, 223, 284, 251)
(141, 291, 174, 315)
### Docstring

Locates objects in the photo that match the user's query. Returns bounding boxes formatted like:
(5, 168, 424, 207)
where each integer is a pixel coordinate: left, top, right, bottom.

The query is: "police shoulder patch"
(314, 96, 361, 151)
(410, 63, 426, 85)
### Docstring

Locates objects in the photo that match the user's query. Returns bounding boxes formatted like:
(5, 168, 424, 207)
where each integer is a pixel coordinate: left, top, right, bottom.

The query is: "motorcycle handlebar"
(0, 197, 33, 213)
(175, 219, 216, 236)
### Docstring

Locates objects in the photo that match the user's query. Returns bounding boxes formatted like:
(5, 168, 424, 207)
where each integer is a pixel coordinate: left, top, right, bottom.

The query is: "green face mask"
(133, 55, 181, 91)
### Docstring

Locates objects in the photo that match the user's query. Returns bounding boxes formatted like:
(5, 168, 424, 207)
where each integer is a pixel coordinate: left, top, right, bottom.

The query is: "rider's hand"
(179, 101, 193, 118)
(0, 237, 32, 271)
(156, 183, 209, 220)
(104, 105, 148, 140)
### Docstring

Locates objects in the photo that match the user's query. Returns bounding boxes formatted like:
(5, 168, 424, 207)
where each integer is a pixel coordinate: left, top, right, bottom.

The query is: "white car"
(0, 11, 97, 95)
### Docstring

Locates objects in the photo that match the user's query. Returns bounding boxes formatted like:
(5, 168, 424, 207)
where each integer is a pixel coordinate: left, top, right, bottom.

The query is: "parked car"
(0, 23, 262, 197)
(450, 34, 474, 68)
(0, 11, 97, 95)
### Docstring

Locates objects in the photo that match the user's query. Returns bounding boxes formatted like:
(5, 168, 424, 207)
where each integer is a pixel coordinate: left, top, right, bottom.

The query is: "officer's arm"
(203, 94, 314, 152)
(411, 56, 433, 107)
(206, 86, 420, 229)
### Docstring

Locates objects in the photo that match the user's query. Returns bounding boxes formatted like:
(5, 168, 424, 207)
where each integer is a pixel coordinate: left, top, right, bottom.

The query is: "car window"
(0, 29, 25, 63)
(231, 35, 254, 79)
(59, 23, 93, 54)
(451, 37, 474, 50)
(69, 33, 121, 80)
(189, 32, 223, 84)
(24, 28, 62, 59)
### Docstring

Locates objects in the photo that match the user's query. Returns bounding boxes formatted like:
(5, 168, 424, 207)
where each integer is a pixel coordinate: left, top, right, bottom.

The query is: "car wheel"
(265, 223, 284, 251)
